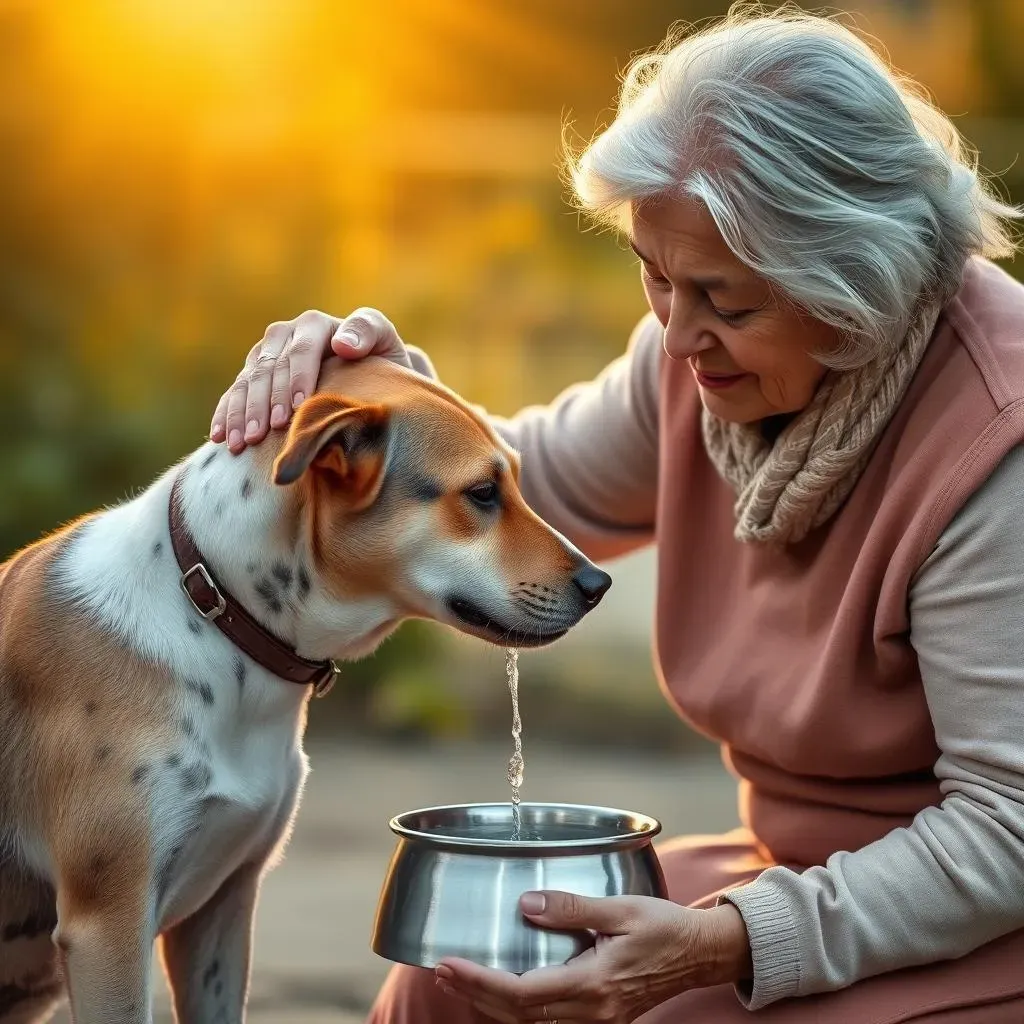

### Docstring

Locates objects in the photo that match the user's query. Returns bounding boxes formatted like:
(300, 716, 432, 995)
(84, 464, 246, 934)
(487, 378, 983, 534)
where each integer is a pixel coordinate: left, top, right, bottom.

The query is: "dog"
(0, 355, 611, 1023)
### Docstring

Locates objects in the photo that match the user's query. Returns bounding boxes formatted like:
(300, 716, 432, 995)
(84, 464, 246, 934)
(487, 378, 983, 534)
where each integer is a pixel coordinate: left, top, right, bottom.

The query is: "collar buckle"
(180, 563, 227, 620)
(312, 660, 339, 698)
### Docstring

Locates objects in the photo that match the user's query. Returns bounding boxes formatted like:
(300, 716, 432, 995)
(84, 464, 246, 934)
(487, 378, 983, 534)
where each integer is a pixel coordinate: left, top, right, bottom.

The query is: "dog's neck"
(176, 441, 400, 664)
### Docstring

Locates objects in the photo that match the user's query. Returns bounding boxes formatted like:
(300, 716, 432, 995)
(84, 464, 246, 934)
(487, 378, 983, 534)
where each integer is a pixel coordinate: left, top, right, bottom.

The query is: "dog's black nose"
(572, 564, 612, 606)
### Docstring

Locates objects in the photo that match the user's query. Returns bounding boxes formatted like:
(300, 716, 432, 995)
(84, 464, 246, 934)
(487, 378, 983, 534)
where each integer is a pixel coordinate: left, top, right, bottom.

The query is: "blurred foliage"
(2, 0, 1022, 740)
(317, 620, 473, 741)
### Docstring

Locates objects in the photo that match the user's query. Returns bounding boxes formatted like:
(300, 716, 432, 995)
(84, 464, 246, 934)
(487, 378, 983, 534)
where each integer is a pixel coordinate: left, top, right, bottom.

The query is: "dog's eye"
(465, 482, 499, 508)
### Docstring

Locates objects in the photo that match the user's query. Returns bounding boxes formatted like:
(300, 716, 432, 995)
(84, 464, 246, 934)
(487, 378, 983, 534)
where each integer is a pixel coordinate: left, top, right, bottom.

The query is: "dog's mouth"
(446, 598, 569, 648)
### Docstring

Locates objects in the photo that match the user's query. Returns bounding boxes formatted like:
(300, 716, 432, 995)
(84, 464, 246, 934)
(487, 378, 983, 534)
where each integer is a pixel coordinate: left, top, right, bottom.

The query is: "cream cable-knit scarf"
(700, 298, 943, 545)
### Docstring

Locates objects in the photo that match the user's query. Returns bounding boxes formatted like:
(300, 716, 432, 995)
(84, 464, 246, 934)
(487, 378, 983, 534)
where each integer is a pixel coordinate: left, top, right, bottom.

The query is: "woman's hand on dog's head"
(211, 307, 425, 454)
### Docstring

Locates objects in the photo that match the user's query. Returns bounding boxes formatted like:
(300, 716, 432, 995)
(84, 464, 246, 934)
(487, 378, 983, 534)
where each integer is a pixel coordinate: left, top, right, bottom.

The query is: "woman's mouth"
(694, 369, 748, 390)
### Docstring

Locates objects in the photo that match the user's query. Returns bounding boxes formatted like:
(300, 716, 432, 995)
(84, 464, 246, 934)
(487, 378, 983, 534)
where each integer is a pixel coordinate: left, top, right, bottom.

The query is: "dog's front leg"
(53, 887, 155, 1024)
(159, 863, 261, 1024)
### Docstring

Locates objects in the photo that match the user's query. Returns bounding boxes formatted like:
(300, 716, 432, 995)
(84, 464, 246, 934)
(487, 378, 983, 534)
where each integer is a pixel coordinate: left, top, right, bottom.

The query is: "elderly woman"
(212, 7, 1024, 1023)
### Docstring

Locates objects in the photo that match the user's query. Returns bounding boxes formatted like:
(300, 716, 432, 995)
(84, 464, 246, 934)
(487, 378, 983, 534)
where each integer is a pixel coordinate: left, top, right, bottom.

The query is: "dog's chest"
(152, 689, 308, 928)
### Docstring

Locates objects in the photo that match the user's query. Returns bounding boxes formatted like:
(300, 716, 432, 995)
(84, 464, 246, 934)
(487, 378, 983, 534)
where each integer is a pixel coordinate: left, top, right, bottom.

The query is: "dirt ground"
(53, 735, 739, 1023)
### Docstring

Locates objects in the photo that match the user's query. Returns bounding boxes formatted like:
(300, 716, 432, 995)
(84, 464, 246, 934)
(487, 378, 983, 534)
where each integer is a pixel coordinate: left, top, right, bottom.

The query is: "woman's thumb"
(519, 891, 632, 934)
(330, 308, 413, 368)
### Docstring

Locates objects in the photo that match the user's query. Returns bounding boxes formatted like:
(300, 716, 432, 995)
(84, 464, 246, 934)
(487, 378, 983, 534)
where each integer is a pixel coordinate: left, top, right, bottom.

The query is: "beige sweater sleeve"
(484, 312, 663, 563)
(724, 444, 1024, 1009)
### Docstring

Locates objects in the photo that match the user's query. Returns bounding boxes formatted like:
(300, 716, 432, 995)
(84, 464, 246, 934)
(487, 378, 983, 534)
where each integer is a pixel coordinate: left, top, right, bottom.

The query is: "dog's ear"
(273, 395, 390, 510)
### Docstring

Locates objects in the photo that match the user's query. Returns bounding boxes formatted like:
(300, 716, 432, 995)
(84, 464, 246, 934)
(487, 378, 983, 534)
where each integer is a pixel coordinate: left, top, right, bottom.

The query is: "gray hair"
(565, 2, 1022, 368)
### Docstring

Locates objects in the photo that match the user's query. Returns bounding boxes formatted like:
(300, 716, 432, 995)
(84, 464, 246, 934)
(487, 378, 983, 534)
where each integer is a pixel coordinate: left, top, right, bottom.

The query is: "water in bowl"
(426, 818, 632, 842)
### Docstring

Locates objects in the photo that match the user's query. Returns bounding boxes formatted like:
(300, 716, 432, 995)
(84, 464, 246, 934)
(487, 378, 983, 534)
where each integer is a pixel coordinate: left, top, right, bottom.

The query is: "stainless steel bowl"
(371, 802, 668, 974)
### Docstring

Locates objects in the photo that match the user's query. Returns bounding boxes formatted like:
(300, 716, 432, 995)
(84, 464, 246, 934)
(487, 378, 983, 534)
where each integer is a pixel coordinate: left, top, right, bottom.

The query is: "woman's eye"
(639, 260, 753, 323)
(465, 482, 499, 507)
(712, 307, 751, 326)
(641, 267, 671, 289)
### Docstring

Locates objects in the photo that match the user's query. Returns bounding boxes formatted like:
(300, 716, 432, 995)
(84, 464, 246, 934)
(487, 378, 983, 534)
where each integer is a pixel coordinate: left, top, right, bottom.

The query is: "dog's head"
(271, 357, 610, 650)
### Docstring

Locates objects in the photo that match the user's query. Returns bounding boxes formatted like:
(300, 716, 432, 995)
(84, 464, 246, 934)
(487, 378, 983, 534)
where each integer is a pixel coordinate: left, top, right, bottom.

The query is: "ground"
(53, 735, 738, 1023)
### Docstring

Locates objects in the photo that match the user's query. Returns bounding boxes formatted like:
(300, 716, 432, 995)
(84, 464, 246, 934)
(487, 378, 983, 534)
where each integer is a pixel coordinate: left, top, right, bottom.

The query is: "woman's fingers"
(211, 308, 414, 454)
(224, 366, 256, 453)
(281, 316, 339, 413)
(209, 389, 231, 444)
(437, 978, 589, 1024)
(242, 341, 288, 445)
(435, 959, 594, 1022)
(217, 324, 284, 449)
(269, 352, 293, 428)
(436, 981, 518, 1023)
(211, 311, 341, 451)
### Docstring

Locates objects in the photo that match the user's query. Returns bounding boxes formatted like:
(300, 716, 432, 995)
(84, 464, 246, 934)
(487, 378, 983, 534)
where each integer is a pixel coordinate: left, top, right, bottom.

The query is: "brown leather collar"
(168, 472, 337, 697)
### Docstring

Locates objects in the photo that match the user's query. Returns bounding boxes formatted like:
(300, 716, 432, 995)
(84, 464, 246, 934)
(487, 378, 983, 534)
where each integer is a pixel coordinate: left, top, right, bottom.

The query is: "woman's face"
(631, 197, 841, 424)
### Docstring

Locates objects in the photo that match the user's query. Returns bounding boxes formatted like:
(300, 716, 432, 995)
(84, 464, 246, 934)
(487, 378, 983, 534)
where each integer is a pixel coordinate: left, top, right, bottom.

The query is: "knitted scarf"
(700, 299, 943, 544)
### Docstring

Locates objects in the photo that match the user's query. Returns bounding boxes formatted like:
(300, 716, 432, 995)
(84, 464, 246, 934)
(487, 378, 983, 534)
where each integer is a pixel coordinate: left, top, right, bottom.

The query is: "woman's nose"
(662, 322, 716, 361)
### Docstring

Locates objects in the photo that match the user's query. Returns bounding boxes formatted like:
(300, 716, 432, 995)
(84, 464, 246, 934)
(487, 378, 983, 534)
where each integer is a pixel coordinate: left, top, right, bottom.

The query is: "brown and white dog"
(0, 356, 611, 1023)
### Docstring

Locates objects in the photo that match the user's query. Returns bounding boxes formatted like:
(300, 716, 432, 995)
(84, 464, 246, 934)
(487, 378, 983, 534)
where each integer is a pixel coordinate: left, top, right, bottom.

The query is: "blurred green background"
(3, 0, 1022, 749)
